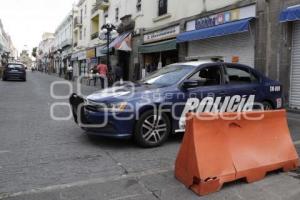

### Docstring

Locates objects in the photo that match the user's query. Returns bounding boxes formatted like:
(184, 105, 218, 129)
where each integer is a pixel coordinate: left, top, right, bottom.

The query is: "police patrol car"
(70, 61, 283, 147)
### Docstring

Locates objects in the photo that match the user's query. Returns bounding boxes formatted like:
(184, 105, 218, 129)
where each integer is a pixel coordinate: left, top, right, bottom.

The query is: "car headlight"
(105, 102, 128, 112)
(85, 100, 128, 112)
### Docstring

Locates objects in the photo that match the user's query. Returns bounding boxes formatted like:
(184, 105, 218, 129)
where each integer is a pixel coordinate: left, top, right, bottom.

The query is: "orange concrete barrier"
(175, 110, 299, 196)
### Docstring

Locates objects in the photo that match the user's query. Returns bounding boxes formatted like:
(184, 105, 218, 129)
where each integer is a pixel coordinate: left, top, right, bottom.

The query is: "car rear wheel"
(134, 110, 171, 148)
(262, 101, 273, 110)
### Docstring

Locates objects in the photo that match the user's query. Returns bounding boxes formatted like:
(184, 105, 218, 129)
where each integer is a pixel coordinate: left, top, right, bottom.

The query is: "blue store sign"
(186, 5, 256, 32)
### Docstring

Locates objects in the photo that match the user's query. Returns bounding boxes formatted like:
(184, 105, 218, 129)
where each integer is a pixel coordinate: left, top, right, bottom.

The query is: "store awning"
(101, 32, 132, 54)
(279, 5, 300, 22)
(138, 39, 177, 53)
(177, 18, 254, 43)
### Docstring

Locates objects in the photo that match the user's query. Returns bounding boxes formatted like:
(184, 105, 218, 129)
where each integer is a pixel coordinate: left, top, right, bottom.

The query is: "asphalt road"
(0, 72, 299, 200)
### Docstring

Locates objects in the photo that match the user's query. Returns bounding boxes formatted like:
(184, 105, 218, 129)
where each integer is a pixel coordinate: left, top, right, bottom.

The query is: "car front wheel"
(134, 110, 171, 148)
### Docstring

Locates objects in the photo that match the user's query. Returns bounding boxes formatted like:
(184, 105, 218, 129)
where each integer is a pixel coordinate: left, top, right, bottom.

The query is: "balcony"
(61, 39, 72, 48)
(74, 17, 82, 28)
(94, 0, 110, 11)
(91, 4, 99, 14)
(91, 32, 99, 40)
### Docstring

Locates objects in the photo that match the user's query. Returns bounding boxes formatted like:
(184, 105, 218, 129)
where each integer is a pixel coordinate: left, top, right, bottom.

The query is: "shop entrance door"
(118, 51, 130, 81)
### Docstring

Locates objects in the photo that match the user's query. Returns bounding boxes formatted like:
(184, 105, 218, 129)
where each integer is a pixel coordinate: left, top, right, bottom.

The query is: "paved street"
(0, 72, 299, 200)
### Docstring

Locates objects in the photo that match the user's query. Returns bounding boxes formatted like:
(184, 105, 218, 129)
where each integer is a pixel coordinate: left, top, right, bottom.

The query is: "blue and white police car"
(70, 61, 283, 147)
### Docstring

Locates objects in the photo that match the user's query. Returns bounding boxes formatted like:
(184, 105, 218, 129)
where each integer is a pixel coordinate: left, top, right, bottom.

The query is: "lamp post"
(100, 20, 117, 85)
(57, 49, 62, 77)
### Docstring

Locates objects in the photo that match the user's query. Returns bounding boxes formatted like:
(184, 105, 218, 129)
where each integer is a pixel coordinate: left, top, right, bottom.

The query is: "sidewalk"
(2, 167, 300, 200)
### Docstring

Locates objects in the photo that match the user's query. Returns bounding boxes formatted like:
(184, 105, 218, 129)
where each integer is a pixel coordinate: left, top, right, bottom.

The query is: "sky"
(0, 0, 77, 54)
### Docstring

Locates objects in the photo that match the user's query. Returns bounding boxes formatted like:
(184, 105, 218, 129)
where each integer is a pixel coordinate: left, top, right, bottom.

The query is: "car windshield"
(8, 64, 24, 69)
(140, 65, 195, 86)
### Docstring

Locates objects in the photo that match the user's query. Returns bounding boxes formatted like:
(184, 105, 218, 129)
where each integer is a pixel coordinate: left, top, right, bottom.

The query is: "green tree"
(32, 47, 37, 58)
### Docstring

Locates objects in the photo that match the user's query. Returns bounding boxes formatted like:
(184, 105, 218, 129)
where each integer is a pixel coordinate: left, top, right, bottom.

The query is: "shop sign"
(71, 52, 78, 61)
(144, 25, 180, 43)
(186, 5, 256, 31)
(62, 48, 72, 59)
(86, 48, 96, 59)
(78, 51, 86, 60)
(96, 45, 106, 57)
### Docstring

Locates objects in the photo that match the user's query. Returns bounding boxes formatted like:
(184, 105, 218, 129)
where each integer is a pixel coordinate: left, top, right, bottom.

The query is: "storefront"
(139, 25, 180, 72)
(77, 50, 87, 76)
(62, 48, 72, 74)
(71, 52, 79, 78)
(177, 5, 256, 67)
(280, 5, 300, 109)
(54, 55, 60, 75)
(96, 44, 107, 63)
(86, 48, 97, 72)
(99, 32, 132, 80)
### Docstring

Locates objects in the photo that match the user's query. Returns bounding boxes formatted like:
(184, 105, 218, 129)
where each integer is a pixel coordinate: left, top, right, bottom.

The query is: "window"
(158, 0, 167, 16)
(115, 8, 119, 22)
(80, 29, 82, 40)
(104, 11, 108, 23)
(226, 66, 259, 84)
(84, 5, 87, 15)
(141, 64, 195, 86)
(188, 66, 222, 86)
(80, 9, 83, 23)
(8, 64, 24, 69)
(83, 28, 86, 39)
(136, 0, 142, 12)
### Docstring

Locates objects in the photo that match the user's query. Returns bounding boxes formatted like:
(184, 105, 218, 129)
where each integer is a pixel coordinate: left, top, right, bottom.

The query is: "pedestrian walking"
(97, 61, 108, 89)
(67, 65, 73, 81)
(59, 62, 62, 77)
(91, 65, 98, 86)
(141, 66, 146, 79)
(114, 63, 123, 82)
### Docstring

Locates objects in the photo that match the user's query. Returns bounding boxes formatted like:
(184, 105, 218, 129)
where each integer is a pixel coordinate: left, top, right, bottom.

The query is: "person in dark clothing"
(146, 64, 151, 73)
(114, 63, 123, 82)
(91, 65, 98, 86)
(67, 65, 73, 81)
(151, 63, 157, 72)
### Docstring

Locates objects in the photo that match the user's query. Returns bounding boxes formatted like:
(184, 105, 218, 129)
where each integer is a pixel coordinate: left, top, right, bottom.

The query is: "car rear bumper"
(69, 93, 134, 138)
(5, 72, 26, 79)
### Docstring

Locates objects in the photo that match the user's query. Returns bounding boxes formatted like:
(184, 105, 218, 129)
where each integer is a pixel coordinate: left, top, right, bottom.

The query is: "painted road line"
(0, 166, 174, 199)
(288, 117, 300, 121)
(294, 140, 300, 146)
(0, 150, 10, 154)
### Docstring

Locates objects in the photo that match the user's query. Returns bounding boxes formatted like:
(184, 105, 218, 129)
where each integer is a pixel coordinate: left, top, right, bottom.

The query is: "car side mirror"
(182, 80, 200, 89)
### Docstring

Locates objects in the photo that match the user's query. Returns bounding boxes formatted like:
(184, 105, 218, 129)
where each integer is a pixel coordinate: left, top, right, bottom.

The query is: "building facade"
(0, 19, 17, 64)
(35, 0, 300, 109)
(37, 33, 55, 72)
(71, 0, 107, 79)
(53, 11, 73, 76)
(258, 0, 300, 109)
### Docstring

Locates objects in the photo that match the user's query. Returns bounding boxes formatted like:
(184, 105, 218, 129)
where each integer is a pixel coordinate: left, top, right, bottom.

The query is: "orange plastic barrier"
(175, 110, 299, 196)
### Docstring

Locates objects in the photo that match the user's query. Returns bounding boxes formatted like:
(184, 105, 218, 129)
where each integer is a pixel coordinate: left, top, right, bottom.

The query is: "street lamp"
(100, 21, 117, 85)
(57, 49, 62, 76)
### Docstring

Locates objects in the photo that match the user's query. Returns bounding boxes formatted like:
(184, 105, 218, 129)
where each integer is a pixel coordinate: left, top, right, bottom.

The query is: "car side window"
(188, 66, 222, 86)
(226, 66, 258, 85)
